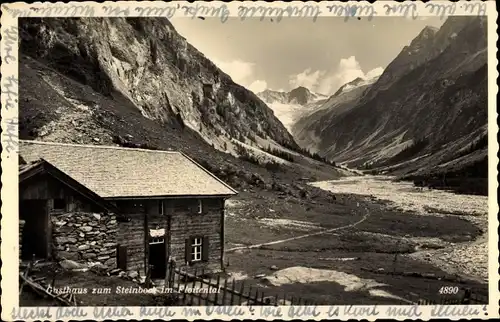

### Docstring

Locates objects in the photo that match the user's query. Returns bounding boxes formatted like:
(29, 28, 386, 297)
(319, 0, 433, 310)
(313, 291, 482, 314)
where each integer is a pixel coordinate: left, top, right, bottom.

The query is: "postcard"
(1, 1, 498, 320)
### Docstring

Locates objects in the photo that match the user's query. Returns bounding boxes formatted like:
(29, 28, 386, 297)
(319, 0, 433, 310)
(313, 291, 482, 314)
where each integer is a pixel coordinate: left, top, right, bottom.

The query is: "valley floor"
(223, 176, 489, 304)
(18, 175, 489, 306)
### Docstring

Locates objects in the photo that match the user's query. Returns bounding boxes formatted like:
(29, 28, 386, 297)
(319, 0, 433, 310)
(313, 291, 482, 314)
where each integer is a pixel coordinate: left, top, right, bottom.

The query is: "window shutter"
(187, 200, 195, 215)
(185, 238, 192, 264)
(158, 200, 163, 216)
(202, 236, 209, 262)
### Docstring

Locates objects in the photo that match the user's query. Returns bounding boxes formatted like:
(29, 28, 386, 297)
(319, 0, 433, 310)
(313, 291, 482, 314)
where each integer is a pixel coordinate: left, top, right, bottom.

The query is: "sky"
(170, 17, 445, 95)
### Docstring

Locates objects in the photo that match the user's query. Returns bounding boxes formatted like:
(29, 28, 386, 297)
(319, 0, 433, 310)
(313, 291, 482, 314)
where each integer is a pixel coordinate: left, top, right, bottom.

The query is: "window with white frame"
(191, 237, 203, 262)
(197, 199, 203, 214)
(150, 237, 164, 245)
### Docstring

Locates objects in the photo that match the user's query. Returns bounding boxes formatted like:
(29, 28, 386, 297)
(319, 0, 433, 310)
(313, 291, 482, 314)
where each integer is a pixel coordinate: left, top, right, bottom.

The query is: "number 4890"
(439, 286, 459, 294)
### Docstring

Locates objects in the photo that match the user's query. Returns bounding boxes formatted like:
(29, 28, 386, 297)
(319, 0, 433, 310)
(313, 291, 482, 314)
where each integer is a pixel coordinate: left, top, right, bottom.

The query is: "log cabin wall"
(168, 197, 224, 274)
(115, 200, 147, 275)
(114, 197, 225, 276)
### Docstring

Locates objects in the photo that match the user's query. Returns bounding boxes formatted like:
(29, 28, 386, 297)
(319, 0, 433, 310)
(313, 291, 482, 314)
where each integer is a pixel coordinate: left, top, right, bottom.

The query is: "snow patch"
(259, 92, 325, 132)
(258, 218, 321, 231)
(234, 140, 290, 165)
(264, 266, 409, 302)
(266, 102, 302, 132)
(227, 272, 249, 281)
(225, 199, 246, 209)
(338, 75, 380, 95)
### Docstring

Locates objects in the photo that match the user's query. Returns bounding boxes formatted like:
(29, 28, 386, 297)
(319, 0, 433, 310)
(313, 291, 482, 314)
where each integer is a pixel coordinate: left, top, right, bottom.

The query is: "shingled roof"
(20, 159, 118, 212)
(20, 140, 238, 199)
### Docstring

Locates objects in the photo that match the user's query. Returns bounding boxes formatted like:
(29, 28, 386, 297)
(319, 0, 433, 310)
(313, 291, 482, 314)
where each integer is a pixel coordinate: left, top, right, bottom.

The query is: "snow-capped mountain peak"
(332, 75, 380, 97)
(258, 86, 326, 106)
(257, 86, 327, 132)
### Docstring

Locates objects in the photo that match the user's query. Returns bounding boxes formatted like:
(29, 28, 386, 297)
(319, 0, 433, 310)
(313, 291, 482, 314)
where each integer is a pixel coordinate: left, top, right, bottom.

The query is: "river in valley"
(311, 175, 490, 283)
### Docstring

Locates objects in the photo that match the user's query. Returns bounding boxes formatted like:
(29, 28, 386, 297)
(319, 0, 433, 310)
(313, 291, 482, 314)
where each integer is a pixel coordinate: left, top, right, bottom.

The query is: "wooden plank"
(253, 289, 259, 305)
(214, 275, 221, 305)
(205, 282, 210, 306)
(199, 268, 206, 306)
(173, 268, 181, 305)
(221, 277, 228, 305)
(247, 286, 253, 305)
(192, 268, 199, 305)
(20, 273, 72, 306)
(167, 261, 173, 289)
(180, 268, 187, 305)
(175, 267, 181, 291)
(31, 277, 45, 283)
(238, 280, 245, 305)
(220, 208, 225, 269)
(19, 259, 33, 296)
(230, 279, 236, 305)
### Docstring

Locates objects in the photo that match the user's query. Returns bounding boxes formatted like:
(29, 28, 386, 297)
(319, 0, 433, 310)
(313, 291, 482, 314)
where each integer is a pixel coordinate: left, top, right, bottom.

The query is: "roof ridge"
(179, 152, 238, 195)
(19, 139, 180, 154)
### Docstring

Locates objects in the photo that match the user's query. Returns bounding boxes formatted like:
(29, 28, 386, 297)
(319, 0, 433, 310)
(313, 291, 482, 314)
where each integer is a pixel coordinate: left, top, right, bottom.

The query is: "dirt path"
(226, 209, 370, 252)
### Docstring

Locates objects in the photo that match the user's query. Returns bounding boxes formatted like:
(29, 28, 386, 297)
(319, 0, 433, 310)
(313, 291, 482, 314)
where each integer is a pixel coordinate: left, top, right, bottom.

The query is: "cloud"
(213, 56, 383, 96)
(248, 80, 268, 93)
(288, 68, 325, 90)
(365, 67, 384, 79)
(212, 59, 268, 94)
(212, 59, 255, 85)
(288, 56, 384, 95)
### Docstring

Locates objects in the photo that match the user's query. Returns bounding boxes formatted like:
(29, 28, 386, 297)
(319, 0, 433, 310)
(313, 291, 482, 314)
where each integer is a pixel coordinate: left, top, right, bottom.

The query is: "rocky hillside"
(292, 17, 488, 193)
(257, 87, 327, 132)
(19, 17, 348, 197)
(19, 17, 297, 154)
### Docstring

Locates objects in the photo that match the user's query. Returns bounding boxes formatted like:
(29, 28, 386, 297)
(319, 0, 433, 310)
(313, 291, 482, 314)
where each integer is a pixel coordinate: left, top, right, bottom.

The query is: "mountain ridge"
(259, 86, 327, 106)
(19, 17, 299, 155)
(292, 16, 487, 192)
(19, 17, 349, 197)
(256, 86, 328, 133)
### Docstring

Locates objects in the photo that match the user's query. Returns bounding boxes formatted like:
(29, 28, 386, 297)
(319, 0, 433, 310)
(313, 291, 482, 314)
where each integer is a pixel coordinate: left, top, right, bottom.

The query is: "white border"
(1, 1, 498, 320)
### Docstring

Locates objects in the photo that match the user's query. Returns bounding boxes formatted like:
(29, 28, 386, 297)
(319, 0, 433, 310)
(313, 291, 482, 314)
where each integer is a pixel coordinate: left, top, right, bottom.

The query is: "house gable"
(19, 159, 116, 213)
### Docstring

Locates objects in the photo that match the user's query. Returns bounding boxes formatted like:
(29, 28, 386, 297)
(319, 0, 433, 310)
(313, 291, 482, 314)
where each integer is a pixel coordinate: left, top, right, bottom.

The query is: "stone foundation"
(52, 212, 118, 269)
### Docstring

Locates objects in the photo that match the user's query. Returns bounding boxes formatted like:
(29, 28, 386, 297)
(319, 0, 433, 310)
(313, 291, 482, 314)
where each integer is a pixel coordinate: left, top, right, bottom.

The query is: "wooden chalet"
(19, 140, 238, 278)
